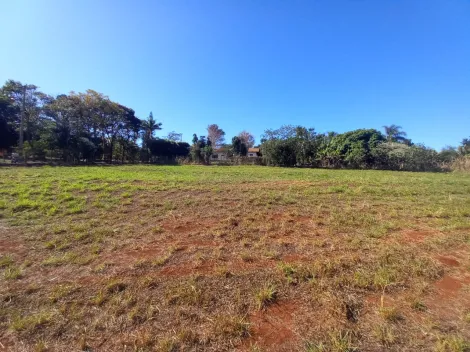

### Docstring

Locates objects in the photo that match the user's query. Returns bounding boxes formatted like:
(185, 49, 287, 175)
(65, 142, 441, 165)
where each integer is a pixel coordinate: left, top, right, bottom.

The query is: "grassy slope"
(0, 165, 469, 351)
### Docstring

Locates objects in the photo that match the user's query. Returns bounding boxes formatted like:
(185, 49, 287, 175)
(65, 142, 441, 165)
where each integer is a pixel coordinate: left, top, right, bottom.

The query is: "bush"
(373, 142, 442, 172)
(450, 156, 470, 172)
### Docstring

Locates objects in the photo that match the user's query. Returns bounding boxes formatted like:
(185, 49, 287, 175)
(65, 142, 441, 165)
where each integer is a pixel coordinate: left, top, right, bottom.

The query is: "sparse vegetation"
(1, 165, 470, 351)
(255, 284, 277, 310)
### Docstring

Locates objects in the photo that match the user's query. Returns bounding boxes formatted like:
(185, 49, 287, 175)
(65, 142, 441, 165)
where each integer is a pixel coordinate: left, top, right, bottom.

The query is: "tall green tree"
(0, 96, 18, 149)
(141, 112, 162, 161)
(231, 136, 247, 156)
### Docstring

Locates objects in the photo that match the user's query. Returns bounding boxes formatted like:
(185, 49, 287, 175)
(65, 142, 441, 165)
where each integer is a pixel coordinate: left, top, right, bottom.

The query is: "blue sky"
(1, 0, 469, 149)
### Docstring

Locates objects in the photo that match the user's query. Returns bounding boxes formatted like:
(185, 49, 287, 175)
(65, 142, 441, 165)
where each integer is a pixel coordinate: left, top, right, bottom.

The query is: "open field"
(0, 165, 470, 352)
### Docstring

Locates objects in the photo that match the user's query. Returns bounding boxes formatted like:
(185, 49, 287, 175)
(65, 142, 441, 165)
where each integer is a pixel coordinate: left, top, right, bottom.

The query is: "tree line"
(259, 125, 470, 171)
(1, 79, 469, 171)
(0, 80, 190, 163)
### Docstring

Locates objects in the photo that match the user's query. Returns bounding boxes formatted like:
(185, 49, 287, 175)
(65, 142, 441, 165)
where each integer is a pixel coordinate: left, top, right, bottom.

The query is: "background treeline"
(260, 125, 470, 171)
(1, 79, 469, 171)
(0, 80, 189, 163)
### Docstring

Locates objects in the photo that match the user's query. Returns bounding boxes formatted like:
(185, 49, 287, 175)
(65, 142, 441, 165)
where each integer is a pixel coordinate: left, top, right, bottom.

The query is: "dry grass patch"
(1, 165, 470, 351)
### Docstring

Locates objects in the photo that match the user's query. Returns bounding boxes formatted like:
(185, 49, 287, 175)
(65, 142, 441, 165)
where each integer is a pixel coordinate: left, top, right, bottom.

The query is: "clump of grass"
(4, 265, 23, 280)
(49, 284, 76, 303)
(25, 284, 40, 294)
(175, 328, 199, 347)
(240, 251, 254, 262)
(74, 232, 91, 243)
(152, 225, 164, 234)
(329, 330, 357, 352)
(106, 280, 127, 294)
(41, 252, 94, 266)
(10, 311, 53, 332)
(44, 238, 70, 250)
(34, 340, 49, 352)
(255, 284, 277, 310)
(305, 342, 326, 352)
(41, 252, 77, 266)
(435, 335, 470, 352)
(90, 243, 102, 254)
(166, 280, 204, 306)
(306, 330, 357, 352)
(411, 300, 427, 312)
(215, 265, 232, 278)
(374, 324, 396, 347)
(464, 311, 470, 324)
(127, 306, 152, 324)
(263, 249, 280, 260)
(278, 261, 296, 277)
(66, 204, 85, 214)
(156, 338, 177, 352)
(12, 199, 39, 212)
(278, 262, 314, 285)
(379, 306, 402, 322)
(133, 259, 150, 269)
(212, 315, 250, 338)
(46, 205, 59, 216)
(139, 276, 158, 289)
(0, 254, 14, 268)
(152, 252, 172, 266)
(92, 290, 106, 306)
(373, 266, 398, 289)
(163, 201, 176, 211)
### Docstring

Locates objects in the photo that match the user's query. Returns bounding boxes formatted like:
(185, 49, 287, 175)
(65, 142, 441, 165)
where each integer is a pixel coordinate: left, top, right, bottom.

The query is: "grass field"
(0, 165, 470, 352)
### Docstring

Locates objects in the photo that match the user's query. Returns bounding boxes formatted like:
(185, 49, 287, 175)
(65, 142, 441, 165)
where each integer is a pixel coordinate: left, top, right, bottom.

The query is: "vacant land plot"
(0, 165, 469, 351)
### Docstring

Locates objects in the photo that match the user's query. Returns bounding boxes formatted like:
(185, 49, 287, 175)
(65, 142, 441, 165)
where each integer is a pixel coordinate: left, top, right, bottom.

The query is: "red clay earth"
(401, 229, 438, 243)
(241, 300, 299, 351)
(435, 255, 460, 267)
(434, 275, 462, 293)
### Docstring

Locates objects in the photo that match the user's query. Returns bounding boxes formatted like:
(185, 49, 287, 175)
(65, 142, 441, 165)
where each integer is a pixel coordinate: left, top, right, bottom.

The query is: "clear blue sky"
(1, 0, 469, 149)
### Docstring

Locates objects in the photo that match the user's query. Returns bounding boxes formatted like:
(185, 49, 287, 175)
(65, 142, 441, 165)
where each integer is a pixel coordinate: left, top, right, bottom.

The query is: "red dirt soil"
(434, 275, 462, 293)
(401, 229, 438, 243)
(0, 240, 26, 256)
(241, 301, 299, 351)
(435, 255, 460, 267)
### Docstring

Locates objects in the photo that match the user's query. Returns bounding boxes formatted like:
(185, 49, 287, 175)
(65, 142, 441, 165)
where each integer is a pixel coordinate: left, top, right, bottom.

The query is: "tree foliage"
(458, 138, 470, 156)
(0, 94, 19, 149)
(231, 136, 248, 156)
(238, 130, 255, 148)
(0, 80, 165, 163)
(1, 78, 466, 171)
(383, 124, 409, 144)
(207, 124, 225, 147)
(260, 125, 447, 171)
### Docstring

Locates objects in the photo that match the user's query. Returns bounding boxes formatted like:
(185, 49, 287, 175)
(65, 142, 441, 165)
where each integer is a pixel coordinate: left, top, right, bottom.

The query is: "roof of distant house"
(213, 148, 228, 153)
(248, 148, 260, 153)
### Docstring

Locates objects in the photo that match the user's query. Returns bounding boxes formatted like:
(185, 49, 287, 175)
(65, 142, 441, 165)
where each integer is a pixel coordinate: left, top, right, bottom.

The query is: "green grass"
(255, 284, 277, 309)
(0, 165, 469, 351)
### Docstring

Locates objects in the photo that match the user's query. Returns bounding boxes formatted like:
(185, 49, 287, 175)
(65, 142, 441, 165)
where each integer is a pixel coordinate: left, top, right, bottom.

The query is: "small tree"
(166, 131, 182, 142)
(458, 138, 470, 155)
(238, 130, 255, 148)
(231, 136, 247, 156)
(207, 124, 225, 147)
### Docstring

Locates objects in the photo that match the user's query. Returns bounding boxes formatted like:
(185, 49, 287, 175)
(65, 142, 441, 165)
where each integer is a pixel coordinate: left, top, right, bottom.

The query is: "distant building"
(211, 148, 229, 161)
(247, 147, 260, 158)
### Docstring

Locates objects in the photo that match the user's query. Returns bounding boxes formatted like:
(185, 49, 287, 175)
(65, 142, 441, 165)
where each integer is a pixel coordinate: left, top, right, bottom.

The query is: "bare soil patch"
(243, 301, 299, 351)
